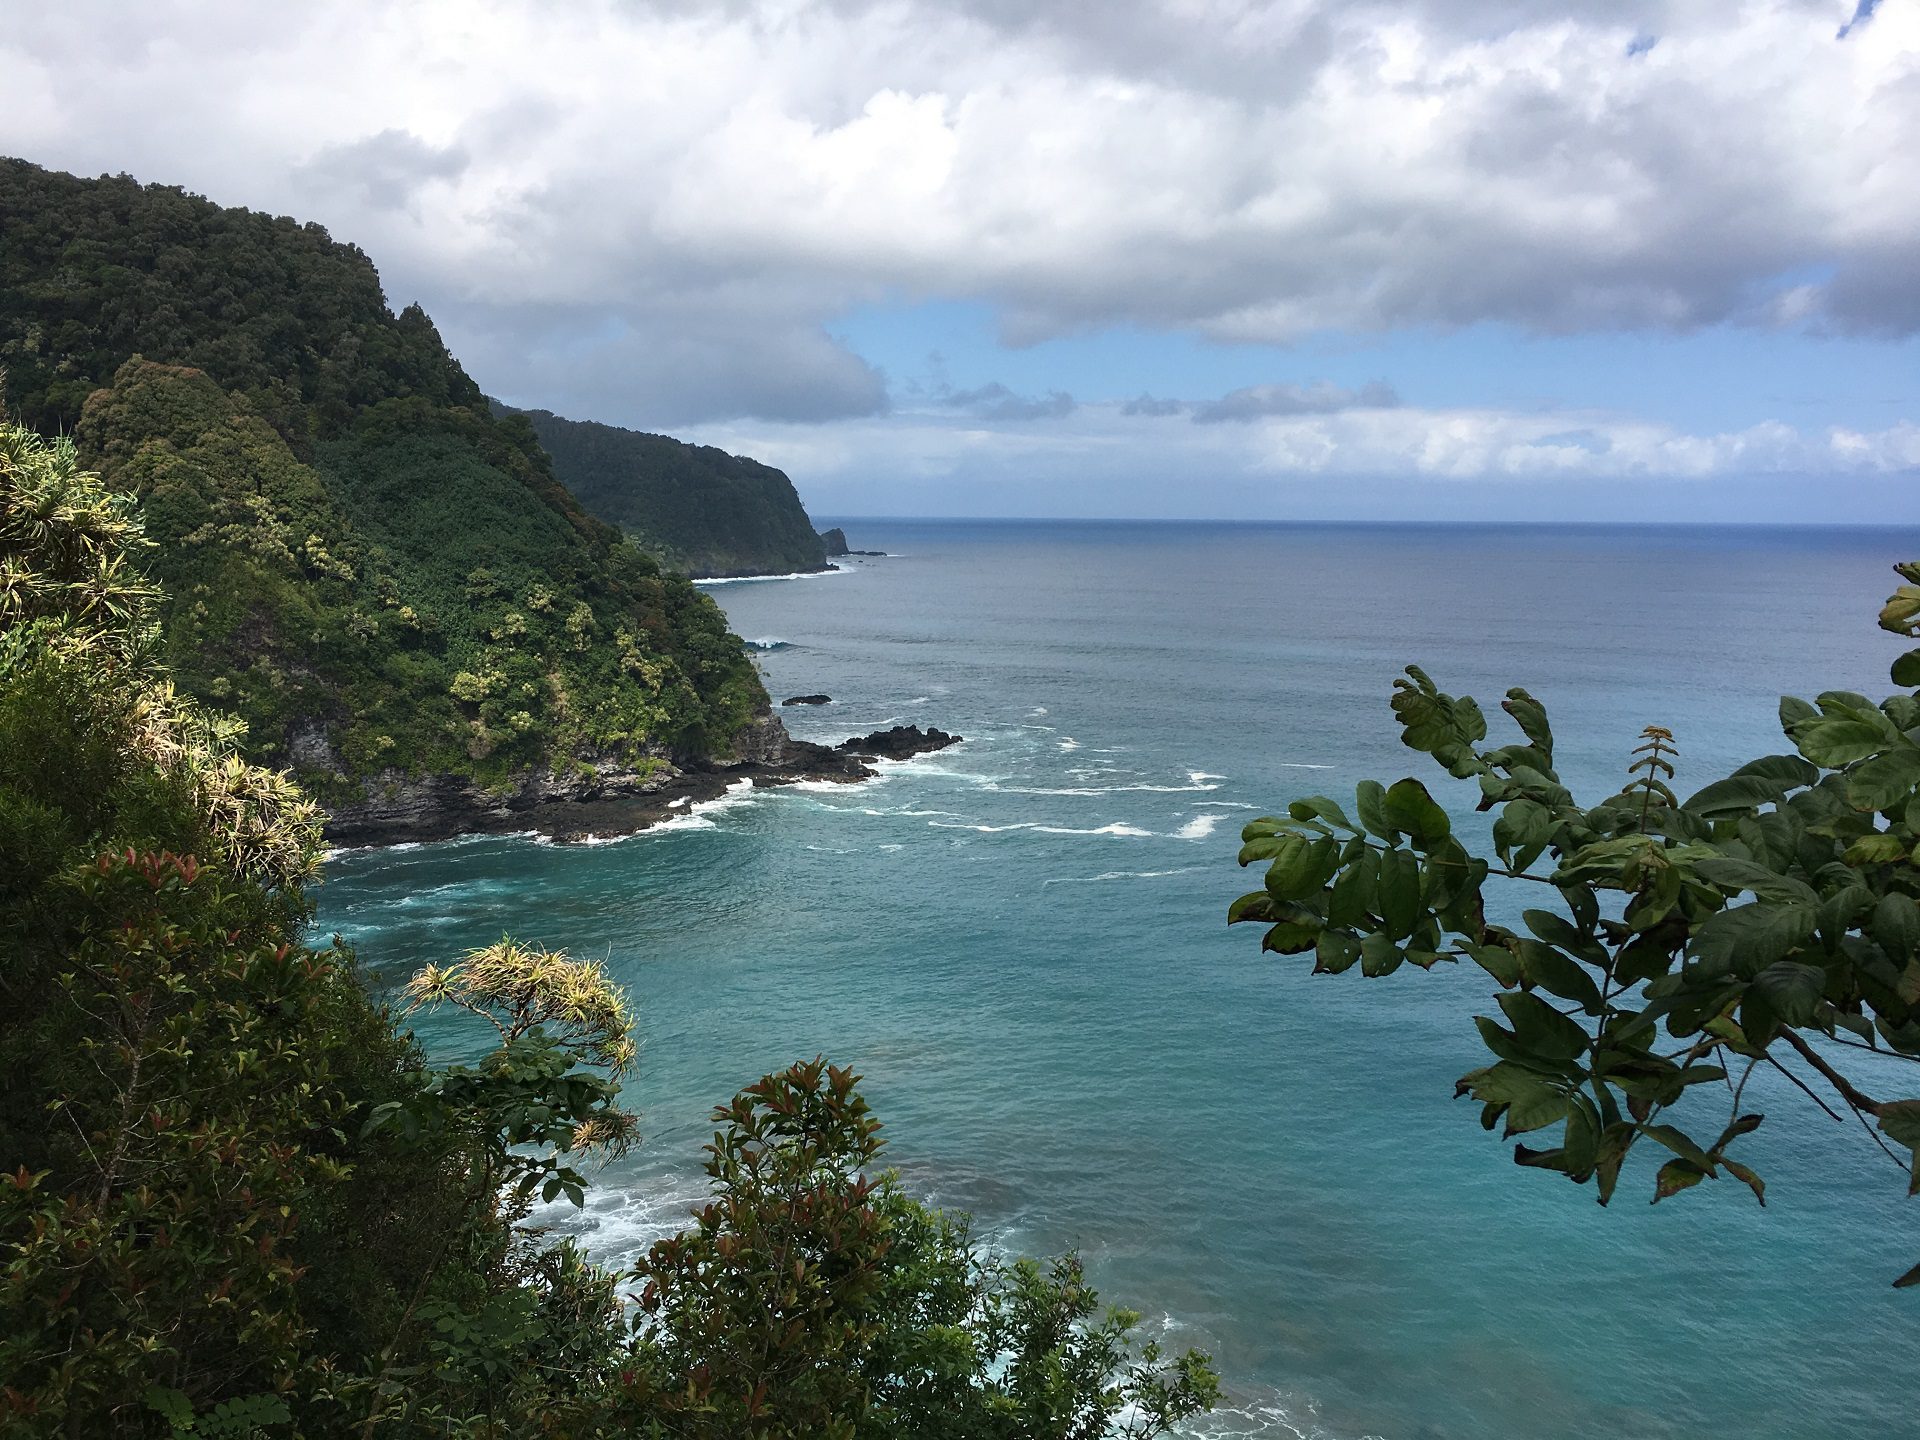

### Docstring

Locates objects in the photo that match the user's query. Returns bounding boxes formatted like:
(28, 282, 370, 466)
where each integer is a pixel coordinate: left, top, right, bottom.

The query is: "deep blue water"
(317, 521, 1920, 1439)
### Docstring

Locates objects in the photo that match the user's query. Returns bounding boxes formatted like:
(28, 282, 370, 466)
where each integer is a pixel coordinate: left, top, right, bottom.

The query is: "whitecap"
(985, 781, 1219, 796)
(1174, 813, 1225, 840)
(929, 820, 1151, 838)
(1042, 866, 1207, 886)
(1027, 706, 1048, 716)
(695, 568, 850, 586)
(741, 636, 792, 651)
(1058, 738, 1082, 751)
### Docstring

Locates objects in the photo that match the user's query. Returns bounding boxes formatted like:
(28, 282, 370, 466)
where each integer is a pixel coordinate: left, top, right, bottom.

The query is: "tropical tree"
(1229, 562, 1920, 1284)
(617, 1058, 1221, 1440)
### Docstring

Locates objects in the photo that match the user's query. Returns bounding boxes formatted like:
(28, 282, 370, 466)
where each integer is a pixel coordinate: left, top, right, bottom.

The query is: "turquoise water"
(317, 521, 1920, 1439)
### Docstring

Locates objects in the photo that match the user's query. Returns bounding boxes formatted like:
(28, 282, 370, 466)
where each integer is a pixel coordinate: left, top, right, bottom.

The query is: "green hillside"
(517, 407, 830, 577)
(0, 159, 765, 803)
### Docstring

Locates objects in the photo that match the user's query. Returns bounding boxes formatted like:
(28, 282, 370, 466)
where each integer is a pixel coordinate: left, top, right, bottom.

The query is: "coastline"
(321, 721, 961, 849)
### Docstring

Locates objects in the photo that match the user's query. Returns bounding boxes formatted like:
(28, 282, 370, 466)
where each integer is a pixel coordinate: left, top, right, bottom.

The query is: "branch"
(1779, 1029, 1885, 1118)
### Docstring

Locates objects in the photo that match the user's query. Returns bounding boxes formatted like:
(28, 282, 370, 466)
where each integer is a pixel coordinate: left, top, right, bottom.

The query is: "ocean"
(316, 520, 1920, 1439)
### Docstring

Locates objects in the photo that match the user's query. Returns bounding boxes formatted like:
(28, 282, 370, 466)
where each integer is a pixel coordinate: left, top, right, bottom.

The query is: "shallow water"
(317, 520, 1920, 1439)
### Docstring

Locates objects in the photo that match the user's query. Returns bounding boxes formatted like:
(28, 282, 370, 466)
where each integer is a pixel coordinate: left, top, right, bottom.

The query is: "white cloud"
(1, 0, 1914, 424)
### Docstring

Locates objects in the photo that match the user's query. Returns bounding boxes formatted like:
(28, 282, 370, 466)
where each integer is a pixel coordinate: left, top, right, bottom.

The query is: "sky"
(4, 0, 1917, 522)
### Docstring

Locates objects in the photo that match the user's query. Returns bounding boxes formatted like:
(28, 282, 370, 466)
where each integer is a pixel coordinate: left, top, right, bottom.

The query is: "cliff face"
(0, 160, 771, 823)
(515, 408, 831, 578)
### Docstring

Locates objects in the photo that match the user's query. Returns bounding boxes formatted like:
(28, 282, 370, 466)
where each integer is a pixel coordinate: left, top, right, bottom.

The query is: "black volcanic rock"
(818, 526, 885, 558)
(835, 724, 961, 760)
(783, 694, 832, 706)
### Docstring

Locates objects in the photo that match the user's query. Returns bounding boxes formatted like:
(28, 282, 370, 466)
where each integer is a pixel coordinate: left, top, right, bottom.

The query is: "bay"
(317, 520, 1920, 1439)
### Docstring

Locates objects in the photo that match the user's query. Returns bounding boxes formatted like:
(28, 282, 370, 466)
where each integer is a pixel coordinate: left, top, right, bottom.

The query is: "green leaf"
(1355, 779, 1397, 842)
(1691, 902, 1816, 975)
(1515, 939, 1604, 1013)
(1383, 777, 1451, 846)
(1466, 942, 1521, 987)
(1640, 1122, 1717, 1172)
(1893, 648, 1920, 689)
(1653, 1158, 1709, 1202)
(1843, 832, 1909, 866)
(1721, 1158, 1767, 1206)
(1496, 990, 1590, 1061)
(1877, 1100, 1920, 1196)
(1326, 848, 1378, 927)
(1523, 909, 1607, 966)
(1502, 689, 1554, 762)
(1359, 929, 1404, 977)
(1493, 797, 1553, 862)
(1262, 920, 1318, 955)
(1872, 894, 1920, 963)
(1315, 930, 1361, 974)
(1846, 747, 1920, 813)
(1692, 857, 1821, 906)
(1264, 834, 1337, 901)
(1228, 891, 1277, 924)
(1752, 960, 1827, 1027)
(1287, 795, 1356, 831)
(1791, 718, 1894, 769)
(1377, 847, 1422, 940)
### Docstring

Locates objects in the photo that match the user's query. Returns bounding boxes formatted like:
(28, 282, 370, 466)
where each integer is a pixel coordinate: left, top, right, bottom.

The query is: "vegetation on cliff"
(515, 407, 830, 579)
(0, 420, 1216, 1436)
(1229, 565, 1920, 1284)
(0, 159, 765, 802)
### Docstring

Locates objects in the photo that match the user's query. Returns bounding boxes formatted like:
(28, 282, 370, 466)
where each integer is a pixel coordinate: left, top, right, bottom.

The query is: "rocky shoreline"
(323, 718, 961, 848)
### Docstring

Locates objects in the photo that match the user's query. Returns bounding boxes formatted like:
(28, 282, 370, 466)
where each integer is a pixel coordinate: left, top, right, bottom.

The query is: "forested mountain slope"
(0, 160, 768, 817)
(515, 407, 830, 578)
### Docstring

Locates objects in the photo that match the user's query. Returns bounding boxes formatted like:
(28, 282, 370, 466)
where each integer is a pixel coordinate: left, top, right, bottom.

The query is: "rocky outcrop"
(323, 716, 964, 846)
(834, 725, 960, 760)
(783, 694, 832, 706)
(818, 526, 885, 558)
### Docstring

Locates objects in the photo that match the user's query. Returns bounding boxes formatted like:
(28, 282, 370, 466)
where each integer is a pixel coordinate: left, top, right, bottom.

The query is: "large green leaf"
(1496, 991, 1590, 1062)
(1846, 747, 1920, 814)
(1354, 779, 1396, 842)
(1791, 718, 1895, 769)
(1691, 857, 1819, 905)
(1383, 777, 1451, 846)
(1264, 834, 1338, 901)
(1377, 847, 1422, 940)
(1691, 902, 1816, 975)
(1516, 939, 1604, 1013)
(1751, 960, 1827, 1027)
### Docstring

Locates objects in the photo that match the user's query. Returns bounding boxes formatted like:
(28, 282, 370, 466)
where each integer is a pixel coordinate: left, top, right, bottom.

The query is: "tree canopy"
(0, 160, 767, 801)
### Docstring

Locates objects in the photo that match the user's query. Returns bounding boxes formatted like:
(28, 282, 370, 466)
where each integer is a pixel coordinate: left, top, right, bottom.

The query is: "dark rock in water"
(818, 526, 885, 558)
(835, 724, 961, 760)
(783, 694, 832, 706)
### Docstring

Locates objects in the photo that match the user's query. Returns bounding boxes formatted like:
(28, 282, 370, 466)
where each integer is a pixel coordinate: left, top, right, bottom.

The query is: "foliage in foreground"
(1231, 562, 1920, 1283)
(1, 419, 1215, 1437)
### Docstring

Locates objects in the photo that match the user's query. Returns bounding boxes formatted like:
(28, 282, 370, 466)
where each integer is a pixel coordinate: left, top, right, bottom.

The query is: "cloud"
(2, 0, 1915, 424)
(1190, 380, 1400, 424)
(941, 381, 1076, 420)
(299, 129, 469, 213)
(1121, 394, 1188, 417)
